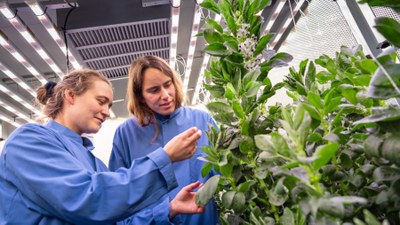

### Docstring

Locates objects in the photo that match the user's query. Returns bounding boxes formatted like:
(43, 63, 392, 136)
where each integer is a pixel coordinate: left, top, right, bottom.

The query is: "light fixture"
(0, 1, 65, 79)
(183, 4, 202, 94)
(0, 98, 36, 123)
(0, 112, 22, 128)
(271, 0, 306, 47)
(171, 0, 181, 8)
(191, 14, 222, 105)
(0, 61, 36, 97)
(169, 0, 180, 68)
(25, 0, 82, 70)
(0, 83, 42, 116)
(263, 0, 286, 34)
(0, 33, 48, 85)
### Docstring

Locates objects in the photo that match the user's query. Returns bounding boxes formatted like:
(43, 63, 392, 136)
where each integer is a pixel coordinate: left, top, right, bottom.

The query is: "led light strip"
(169, 0, 181, 68)
(191, 14, 222, 105)
(183, 4, 202, 94)
(0, 83, 42, 116)
(271, 0, 306, 46)
(25, 0, 81, 70)
(0, 98, 36, 123)
(263, 0, 287, 34)
(0, 112, 22, 127)
(0, 33, 48, 85)
(0, 61, 36, 97)
(0, 2, 64, 79)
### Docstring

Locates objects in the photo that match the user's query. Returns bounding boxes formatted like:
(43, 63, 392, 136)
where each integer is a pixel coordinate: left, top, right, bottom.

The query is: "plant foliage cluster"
(195, 0, 400, 224)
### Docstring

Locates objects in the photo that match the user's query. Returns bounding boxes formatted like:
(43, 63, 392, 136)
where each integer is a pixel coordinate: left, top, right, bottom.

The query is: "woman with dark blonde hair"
(0, 69, 205, 224)
(109, 56, 219, 225)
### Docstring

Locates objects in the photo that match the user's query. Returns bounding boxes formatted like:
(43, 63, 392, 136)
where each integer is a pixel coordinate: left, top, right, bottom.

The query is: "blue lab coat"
(0, 120, 178, 224)
(109, 107, 220, 225)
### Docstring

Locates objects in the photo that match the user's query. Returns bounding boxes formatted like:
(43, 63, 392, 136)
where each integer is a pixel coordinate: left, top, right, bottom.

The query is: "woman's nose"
(102, 106, 110, 118)
(160, 87, 170, 99)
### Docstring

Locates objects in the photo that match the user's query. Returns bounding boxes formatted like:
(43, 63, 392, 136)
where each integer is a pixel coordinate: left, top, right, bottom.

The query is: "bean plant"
(195, 0, 400, 224)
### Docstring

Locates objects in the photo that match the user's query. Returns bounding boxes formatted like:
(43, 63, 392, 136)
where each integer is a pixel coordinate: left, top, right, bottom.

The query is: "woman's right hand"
(164, 127, 202, 162)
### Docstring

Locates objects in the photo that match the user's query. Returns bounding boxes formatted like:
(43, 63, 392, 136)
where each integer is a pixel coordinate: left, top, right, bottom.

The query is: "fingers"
(183, 181, 201, 191)
(187, 130, 202, 143)
(181, 127, 199, 137)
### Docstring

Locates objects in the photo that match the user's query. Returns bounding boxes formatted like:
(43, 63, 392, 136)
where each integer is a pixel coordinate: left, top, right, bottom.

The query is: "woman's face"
(141, 68, 176, 116)
(67, 79, 113, 134)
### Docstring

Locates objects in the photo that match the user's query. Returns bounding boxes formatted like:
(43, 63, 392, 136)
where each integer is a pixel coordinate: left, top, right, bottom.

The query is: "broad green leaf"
(195, 175, 220, 206)
(218, 0, 236, 35)
(226, 52, 244, 64)
(381, 135, 400, 166)
(299, 59, 309, 76)
(207, 101, 233, 113)
(243, 69, 261, 86)
(354, 107, 400, 124)
(279, 208, 295, 225)
(363, 209, 383, 225)
(254, 134, 275, 152)
(231, 192, 246, 213)
(254, 33, 274, 56)
(375, 17, 400, 48)
(200, 0, 220, 14)
(204, 18, 223, 33)
(220, 163, 233, 177)
(368, 63, 400, 99)
(312, 142, 339, 170)
(302, 103, 321, 121)
(203, 83, 225, 98)
(203, 28, 224, 44)
(373, 166, 400, 182)
(201, 162, 213, 177)
(244, 81, 262, 98)
(204, 43, 229, 57)
(307, 92, 323, 109)
(232, 99, 245, 118)
(222, 191, 246, 213)
(316, 71, 335, 84)
(224, 39, 239, 52)
(239, 135, 255, 154)
(261, 52, 293, 68)
(318, 198, 345, 218)
(330, 196, 368, 205)
(341, 86, 359, 105)
(271, 132, 292, 157)
(237, 180, 256, 192)
(305, 61, 316, 90)
(324, 96, 342, 114)
(269, 177, 289, 206)
(358, 59, 378, 74)
(224, 83, 236, 100)
(247, 0, 270, 20)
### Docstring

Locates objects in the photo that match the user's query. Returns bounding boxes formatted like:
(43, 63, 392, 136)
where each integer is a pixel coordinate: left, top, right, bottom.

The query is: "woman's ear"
(64, 90, 75, 105)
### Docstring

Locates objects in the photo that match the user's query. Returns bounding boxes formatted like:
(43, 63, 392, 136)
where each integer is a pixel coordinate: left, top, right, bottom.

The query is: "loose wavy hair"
(127, 55, 184, 126)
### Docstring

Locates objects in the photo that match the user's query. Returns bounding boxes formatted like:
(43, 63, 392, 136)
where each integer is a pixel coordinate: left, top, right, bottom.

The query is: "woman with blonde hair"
(0, 69, 204, 224)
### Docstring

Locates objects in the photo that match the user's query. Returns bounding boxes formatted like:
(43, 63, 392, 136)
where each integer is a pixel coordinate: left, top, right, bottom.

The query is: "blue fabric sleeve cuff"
(153, 197, 182, 225)
(147, 148, 178, 191)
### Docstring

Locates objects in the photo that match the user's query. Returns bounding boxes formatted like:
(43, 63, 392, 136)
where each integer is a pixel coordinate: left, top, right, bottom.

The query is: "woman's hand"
(164, 127, 202, 162)
(169, 181, 205, 219)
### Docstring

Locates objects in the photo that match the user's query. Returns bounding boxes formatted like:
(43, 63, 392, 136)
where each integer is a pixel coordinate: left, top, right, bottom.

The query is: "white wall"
(91, 118, 125, 166)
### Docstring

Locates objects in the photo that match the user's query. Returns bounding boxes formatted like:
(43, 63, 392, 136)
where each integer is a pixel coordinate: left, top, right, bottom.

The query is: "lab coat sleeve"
(109, 126, 129, 171)
(3, 125, 178, 225)
(118, 196, 182, 225)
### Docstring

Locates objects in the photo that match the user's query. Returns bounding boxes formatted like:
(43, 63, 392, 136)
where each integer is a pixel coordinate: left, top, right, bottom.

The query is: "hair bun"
(44, 81, 57, 96)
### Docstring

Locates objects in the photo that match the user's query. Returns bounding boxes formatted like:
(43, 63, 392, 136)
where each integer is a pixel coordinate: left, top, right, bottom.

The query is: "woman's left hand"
(169, 181, 205, 219)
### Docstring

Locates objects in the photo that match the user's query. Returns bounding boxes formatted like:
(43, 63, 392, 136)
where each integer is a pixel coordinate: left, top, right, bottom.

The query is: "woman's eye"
(164, 81, 172, 88)
(148, 88, 159, 93)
